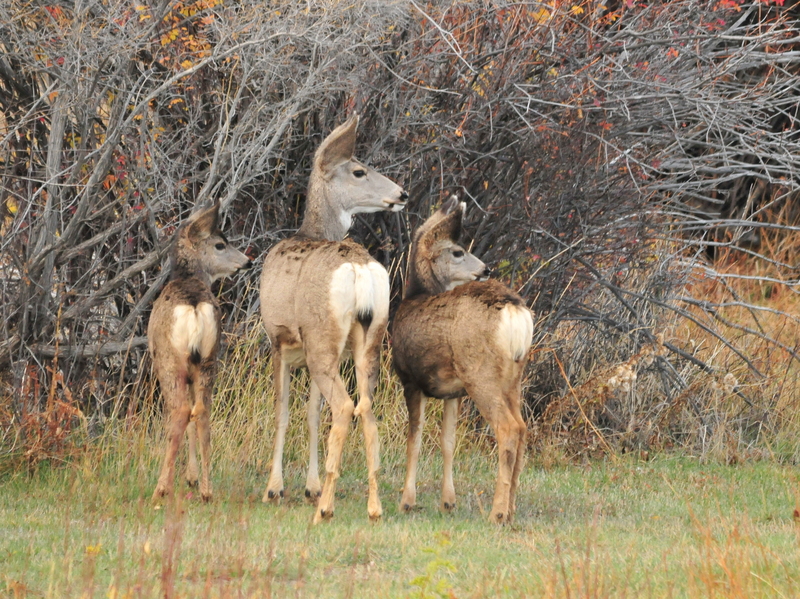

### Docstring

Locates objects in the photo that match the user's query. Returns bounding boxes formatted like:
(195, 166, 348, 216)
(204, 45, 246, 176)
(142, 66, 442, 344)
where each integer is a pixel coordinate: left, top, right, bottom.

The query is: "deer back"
(260, 237, 389, 363)
(393, 279, 531, 396)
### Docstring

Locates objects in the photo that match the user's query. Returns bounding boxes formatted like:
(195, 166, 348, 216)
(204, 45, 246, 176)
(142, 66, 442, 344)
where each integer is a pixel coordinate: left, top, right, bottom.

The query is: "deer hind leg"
(351, 318, 385, 521)
(192, 363, 215, 502)
(153, 374, 191, 501)
(440, 398, 459, 512)
(305, 347, 353, 524)
(185, 421, 199, 488)
(264, 350, 290, 503)
(400, 387, 426, 513)
(466, 381, 525, 525)
(304, 379, 322, 503)
(506, 384, 527, 521)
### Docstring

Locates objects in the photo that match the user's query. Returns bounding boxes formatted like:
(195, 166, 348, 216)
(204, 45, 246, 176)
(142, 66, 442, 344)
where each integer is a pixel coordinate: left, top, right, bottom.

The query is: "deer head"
(174, 201, 252, 285)
(300, 115, 408, 241)
(405, 195, 490, 298)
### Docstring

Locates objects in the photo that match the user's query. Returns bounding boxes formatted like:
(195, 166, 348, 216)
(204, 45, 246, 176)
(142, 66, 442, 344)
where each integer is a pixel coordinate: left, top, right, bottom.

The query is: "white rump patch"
(365, 261, 390, 322)
(329, 262, 390, 333)
(171, 303, 217, 361)
(496, 305, 533, 362)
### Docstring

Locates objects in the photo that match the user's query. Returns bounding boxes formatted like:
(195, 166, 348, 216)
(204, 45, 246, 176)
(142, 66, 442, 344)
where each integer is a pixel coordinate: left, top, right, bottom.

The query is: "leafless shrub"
(1, 0, 798, 464)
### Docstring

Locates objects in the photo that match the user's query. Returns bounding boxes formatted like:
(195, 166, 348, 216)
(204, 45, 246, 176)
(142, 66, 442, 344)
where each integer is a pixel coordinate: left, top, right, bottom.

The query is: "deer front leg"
(400, 388, 426, 513)
(304, 380, 322, 503)
(185, 421, 199, 488)
(264, 351, 290, 503)
(440, 398, 459, 512)
(153, 376, 191, 501)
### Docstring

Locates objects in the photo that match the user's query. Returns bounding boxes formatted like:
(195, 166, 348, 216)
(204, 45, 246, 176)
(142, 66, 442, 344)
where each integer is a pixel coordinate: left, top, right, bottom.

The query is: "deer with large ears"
(392, 195, 533, 524)
(260, 115, 407, 523)
(148, 201, 252, 502)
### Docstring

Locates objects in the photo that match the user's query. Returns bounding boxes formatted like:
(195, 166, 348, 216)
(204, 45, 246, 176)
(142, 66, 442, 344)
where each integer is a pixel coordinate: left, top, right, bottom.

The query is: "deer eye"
(452, 249, 464, 258)
(353, 169, 367, 179)
(215, 242, 225, 250)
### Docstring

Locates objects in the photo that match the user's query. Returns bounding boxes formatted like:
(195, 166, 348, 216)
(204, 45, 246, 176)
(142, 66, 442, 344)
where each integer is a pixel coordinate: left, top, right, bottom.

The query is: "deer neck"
(173, 256, 213, 288)
(296, 176, 353, 241)
(404, 264, 446, 299)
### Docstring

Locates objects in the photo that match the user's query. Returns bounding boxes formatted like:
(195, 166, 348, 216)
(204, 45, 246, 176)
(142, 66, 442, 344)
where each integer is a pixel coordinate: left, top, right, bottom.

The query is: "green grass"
(3, 446, 800, 598)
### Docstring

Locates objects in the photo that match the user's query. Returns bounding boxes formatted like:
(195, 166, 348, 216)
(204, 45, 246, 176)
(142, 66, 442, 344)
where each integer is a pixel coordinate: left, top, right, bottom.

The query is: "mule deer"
(148, 201, 252, 502)
(392, 196, 533, 524)
(259, 115, 407, 523)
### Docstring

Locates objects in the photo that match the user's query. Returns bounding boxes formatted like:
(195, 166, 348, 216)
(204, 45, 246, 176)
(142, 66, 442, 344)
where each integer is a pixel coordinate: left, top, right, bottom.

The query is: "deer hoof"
(265, 489, 284, 502)
(186, 479, 198, 489)
(313, 508, 333, 524)
(442, 502, 455, 512)
(304, 489, 321, 504)
(491, 511, 508, 525)
(401, 503, 414, 512)
(201, 492, 212, 503)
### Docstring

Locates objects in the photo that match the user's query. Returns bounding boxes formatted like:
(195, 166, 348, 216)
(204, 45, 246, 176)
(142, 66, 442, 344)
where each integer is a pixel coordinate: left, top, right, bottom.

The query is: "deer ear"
(440, 194, 461, 215)
(314, 115, 359, 173)
(431, 196, 464, 242)
(415, 195, 465, 248)
(186, 201, 220, 243)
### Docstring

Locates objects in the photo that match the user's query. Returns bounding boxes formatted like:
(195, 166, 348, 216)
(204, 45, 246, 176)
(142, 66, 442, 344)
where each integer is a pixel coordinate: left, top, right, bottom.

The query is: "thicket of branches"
(1, 0, 798, 463)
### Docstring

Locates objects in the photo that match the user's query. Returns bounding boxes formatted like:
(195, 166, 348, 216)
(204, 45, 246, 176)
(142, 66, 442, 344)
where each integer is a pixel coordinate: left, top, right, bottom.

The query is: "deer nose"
(481, 267, 491, 279)
(243, 259, 253, 270)
(399, 190, 409, 203)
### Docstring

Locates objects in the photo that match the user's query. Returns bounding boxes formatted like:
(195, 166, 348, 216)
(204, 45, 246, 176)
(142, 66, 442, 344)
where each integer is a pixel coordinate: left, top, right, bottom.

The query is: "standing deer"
(148, 201, 252, 502)
(260, 115, 407, 523)
(392, 196, 533, 524)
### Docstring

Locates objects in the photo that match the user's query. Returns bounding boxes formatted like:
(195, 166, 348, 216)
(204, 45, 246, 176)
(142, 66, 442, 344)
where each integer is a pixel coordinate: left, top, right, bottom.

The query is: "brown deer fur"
(392, 196, 533, 524)
(259, 115, 407, 523)
(148, 201, 251, 502)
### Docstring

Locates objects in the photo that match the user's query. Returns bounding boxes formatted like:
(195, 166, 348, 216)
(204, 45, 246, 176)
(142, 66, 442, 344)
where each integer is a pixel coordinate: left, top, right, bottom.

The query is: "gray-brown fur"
(392, 196, 533, 523)
(148, 201, 251, 502)
(259, 115, 406, 523)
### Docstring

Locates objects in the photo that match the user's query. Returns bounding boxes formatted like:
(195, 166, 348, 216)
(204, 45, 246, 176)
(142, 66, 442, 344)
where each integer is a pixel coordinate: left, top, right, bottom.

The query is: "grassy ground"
(3, 446, 800, 598)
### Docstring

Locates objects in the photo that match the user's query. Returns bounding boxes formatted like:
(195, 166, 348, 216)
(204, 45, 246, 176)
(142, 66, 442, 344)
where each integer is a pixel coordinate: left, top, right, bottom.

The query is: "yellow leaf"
(181, 59, 193, 70)
(531, 8, 550, 22)
(570, 5, 584, 15)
